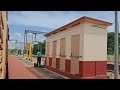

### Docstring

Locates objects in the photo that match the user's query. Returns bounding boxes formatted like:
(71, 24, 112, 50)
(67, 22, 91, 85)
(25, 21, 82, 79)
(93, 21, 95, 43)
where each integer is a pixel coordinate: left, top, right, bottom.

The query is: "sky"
(8, 11, 117, 49)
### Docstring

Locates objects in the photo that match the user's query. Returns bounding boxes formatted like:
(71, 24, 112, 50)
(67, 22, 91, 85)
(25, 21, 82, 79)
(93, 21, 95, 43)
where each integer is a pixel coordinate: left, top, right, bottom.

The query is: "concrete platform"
(17, 56, 68, 79)
(8, 55, 44, 79)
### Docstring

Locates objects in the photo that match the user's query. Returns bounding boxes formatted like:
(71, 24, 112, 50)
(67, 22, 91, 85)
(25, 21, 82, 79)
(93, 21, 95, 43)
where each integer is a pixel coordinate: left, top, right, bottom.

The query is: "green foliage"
(18, 49, 21, 55)
(9, 49, 17, 55)
(107, 32, 120, 55)
(33, 44, 38, 55)
(107, 32, 114, 55)
(41, 40, 46, 55)
(32, 40, 46, 55)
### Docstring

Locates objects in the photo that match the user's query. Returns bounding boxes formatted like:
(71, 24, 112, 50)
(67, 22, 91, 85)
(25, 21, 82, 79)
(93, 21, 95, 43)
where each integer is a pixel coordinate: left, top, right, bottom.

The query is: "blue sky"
(8, 11, 117, 49)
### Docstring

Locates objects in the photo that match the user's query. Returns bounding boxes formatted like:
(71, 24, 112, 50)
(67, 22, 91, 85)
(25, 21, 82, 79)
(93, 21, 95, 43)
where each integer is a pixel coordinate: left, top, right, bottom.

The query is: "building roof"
(44, 16, 112, 37)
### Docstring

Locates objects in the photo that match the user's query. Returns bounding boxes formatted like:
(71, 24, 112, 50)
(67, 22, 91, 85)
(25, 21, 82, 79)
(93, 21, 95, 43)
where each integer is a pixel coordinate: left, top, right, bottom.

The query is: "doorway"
(60, 38, 66, 71)
(52, 40, 57, 68)
(71, 34, 80, 75)
(46, 42, 50, 66)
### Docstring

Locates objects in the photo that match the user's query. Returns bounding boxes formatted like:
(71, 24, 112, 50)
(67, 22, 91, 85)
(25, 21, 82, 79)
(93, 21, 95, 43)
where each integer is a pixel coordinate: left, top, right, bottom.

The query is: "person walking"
(37, 50, 42, 67)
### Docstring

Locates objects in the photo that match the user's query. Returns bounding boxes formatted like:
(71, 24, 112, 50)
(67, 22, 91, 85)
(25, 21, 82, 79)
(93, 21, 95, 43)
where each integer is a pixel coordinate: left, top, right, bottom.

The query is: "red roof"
(44, 16, 112, 37)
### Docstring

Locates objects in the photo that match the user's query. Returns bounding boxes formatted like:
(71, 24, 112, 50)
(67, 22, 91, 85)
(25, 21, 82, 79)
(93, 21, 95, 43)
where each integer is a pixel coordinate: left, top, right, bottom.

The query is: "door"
(71, 34, 80, 75)
(60, 38, 66, 71)
(52, 40, 57, 68)
(46, 42, 50, 66)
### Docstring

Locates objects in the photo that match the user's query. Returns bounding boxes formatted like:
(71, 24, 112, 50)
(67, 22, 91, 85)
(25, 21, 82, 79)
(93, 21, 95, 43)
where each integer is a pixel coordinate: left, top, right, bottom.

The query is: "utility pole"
(23, 31, 26, 57)
(34, 33, 37, 42)
(114, 11, 119, 79)
(25, 31, 27, 59)
(26, 32, 27, 47)
(31, 33, 33, 61)
(14, 40, 17, 54)
(15, 40, 18, 55)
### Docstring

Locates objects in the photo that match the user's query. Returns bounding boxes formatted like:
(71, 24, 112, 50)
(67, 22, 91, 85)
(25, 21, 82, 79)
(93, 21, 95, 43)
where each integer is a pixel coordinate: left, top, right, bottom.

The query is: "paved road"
(8, 55, 44, 79)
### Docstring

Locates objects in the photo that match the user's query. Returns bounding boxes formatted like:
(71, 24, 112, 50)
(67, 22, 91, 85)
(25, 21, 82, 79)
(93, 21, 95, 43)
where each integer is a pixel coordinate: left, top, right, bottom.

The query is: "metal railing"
(107, 55, 120, 63)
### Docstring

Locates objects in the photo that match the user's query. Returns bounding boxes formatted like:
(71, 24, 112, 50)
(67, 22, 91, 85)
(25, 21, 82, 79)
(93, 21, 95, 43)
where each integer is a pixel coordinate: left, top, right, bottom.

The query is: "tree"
(32, 40, 46, 55)
(41, 40, 46, 55)
(107, 32, 114, 54)
(33, 44, 38, 55)
(107, 32, 120, 55)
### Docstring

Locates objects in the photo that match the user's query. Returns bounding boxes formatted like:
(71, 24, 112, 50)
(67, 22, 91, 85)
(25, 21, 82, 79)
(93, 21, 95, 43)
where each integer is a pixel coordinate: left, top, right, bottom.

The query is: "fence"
(107, 55, 120, 62)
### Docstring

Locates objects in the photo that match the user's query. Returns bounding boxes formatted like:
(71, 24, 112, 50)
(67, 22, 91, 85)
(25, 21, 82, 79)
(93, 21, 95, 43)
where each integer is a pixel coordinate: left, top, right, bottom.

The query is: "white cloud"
(27, 33, 33, 37)
(10, 32, 23, 42)
(15, 33, 22, 38)
(36, 34, 45, 42)
(8, 11, 114, 30)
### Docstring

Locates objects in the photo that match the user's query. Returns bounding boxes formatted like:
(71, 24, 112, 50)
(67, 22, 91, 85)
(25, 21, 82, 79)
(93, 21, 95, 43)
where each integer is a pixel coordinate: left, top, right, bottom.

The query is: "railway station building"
(44, 16, 112, 79)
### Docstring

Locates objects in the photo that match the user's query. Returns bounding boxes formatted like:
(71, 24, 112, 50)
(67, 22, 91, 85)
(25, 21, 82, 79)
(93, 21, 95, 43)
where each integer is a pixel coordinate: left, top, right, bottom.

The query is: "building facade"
(44, 16, 112, 79)
(0, 11, 9, 79)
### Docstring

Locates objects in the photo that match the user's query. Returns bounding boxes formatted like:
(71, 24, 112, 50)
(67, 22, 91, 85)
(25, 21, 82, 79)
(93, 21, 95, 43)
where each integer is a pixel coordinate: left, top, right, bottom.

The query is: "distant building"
(44, 16, 112, 79)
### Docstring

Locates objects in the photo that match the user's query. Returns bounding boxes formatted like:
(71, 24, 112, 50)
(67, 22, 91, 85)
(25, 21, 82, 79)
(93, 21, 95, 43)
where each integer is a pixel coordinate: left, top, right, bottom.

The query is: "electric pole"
(114, 11, 119, 79)
(23, 31, 26, 57)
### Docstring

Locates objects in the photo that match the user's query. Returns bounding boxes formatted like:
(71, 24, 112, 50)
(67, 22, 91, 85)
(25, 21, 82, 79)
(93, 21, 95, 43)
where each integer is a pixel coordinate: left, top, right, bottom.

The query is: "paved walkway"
(18, 56, 67, 79)
(8, 55, 44, 79)
(8, 55, 66, 79)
